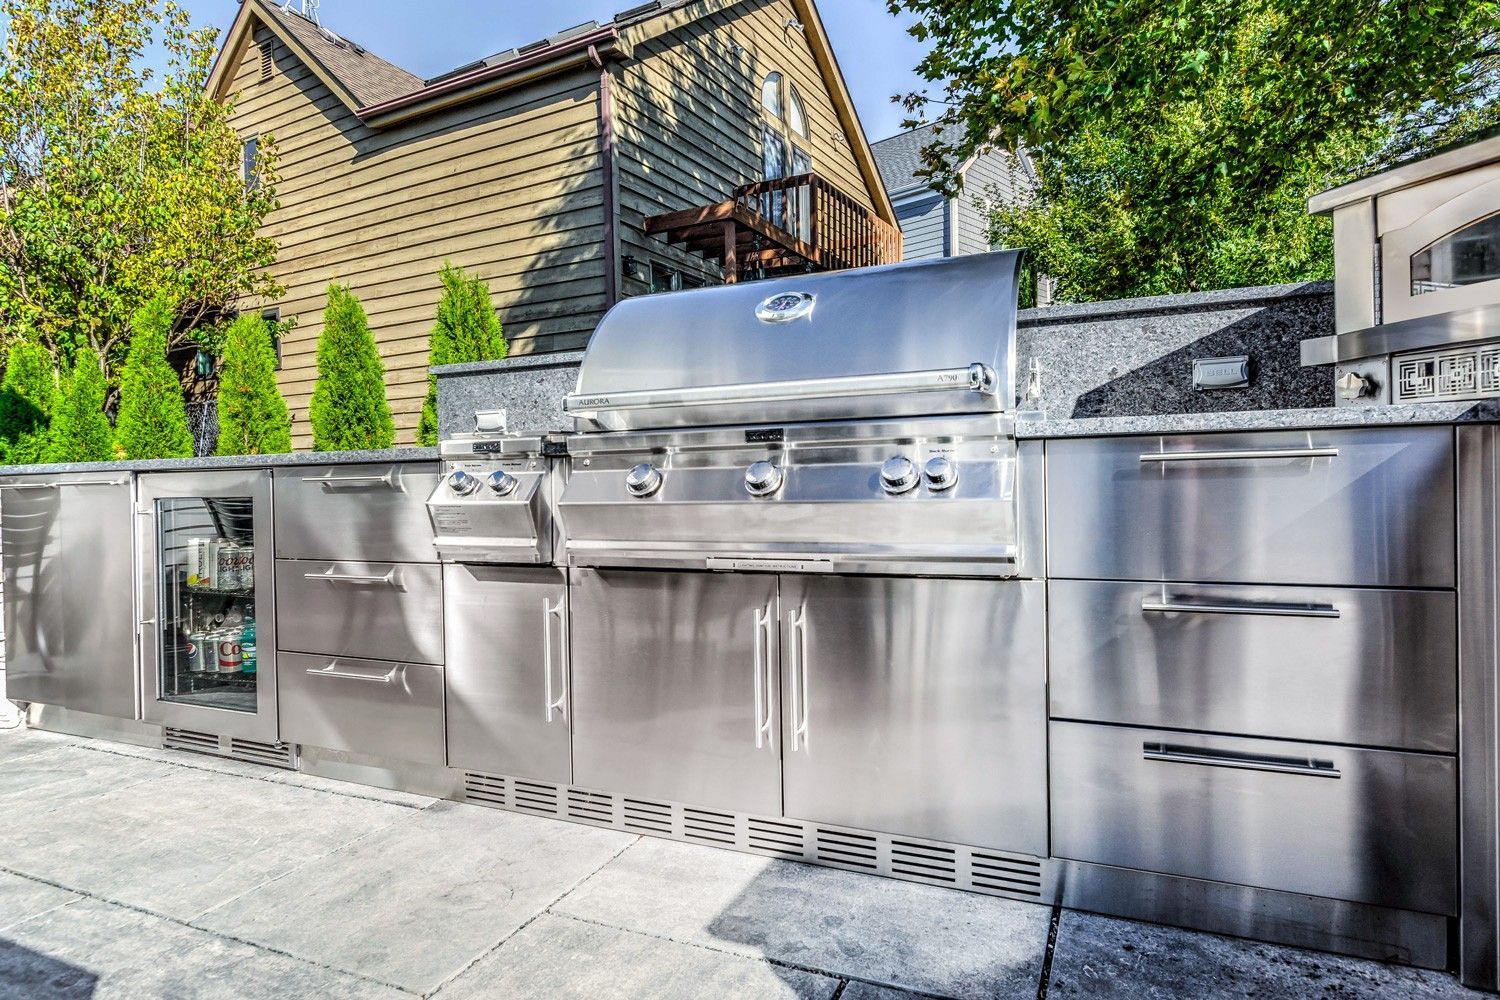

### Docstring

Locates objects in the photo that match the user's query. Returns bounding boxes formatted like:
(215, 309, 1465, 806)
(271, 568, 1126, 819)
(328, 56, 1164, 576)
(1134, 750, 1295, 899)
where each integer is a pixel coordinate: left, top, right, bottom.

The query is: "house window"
(242, 137, 259, 187)
(760, 72, 783, 118)
(787, 83, 808, 139)
(1412, 212, 1500, 295)
(258, 41, 274, 82)
(649, 262, 704, 293)
(262, 308, 283, 370)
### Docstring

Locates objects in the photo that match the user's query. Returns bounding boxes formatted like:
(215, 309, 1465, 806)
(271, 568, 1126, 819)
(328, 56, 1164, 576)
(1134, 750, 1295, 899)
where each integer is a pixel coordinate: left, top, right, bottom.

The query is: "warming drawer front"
(1048, 580, 1457, 751)
(278, 651, 444, 766)
(273, 464, 440, 564)
(1046, 427, 1455, 587)
(275, 560, 444, 665)
(1050, 720, 1457, 916)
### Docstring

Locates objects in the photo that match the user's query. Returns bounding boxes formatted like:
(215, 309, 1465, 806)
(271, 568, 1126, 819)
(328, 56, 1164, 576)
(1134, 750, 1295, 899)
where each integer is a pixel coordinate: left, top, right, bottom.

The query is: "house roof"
(872, 123, 949, 196)
(263, 3, 422, 107)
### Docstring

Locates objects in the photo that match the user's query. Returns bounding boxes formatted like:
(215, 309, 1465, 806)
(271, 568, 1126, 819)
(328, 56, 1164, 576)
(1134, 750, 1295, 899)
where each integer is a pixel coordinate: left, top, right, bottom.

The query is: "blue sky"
(175, 0, 930, 141)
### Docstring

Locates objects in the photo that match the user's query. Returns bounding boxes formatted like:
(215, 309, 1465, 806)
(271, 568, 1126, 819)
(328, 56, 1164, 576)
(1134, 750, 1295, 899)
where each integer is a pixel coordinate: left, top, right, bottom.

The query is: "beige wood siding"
(226, 23, 604, 447)
(614, 0, 874, 297)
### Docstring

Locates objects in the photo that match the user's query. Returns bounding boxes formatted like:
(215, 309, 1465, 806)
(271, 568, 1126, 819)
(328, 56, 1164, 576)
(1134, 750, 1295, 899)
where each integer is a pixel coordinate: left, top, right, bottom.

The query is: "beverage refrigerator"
(136, 470, 278, 743)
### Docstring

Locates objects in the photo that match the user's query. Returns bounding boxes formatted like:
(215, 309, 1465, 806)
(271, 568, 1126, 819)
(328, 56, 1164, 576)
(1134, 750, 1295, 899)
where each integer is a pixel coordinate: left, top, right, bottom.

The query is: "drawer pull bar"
(309, 662, 401, 684)
(1144, 742, 1341, 779)
(1140, 447, 1339, 463)
(0, 479, 130, 489)
(302, 471, 401, 490)
(1142, 598, 1341, 619)
(304, 568, 399, 587)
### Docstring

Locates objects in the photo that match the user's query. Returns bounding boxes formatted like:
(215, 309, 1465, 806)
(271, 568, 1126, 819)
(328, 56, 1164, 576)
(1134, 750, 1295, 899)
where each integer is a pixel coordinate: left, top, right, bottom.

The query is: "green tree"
(417, 263, 508, 446)
(308, 285, 395, 452)
(115, 295, 193, 460)
(44, 347, 114, 463)
(890, 0, 1499, 299)
(0, 340, 57, 464)
(0, 0, 282, 397)
(215, 313, 291, 456)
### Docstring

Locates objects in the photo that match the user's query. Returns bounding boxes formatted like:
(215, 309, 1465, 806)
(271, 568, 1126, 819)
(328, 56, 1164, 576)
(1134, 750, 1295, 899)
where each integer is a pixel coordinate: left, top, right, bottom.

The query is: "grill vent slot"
(463, 772, 508, 808)
(228, 738, 297, 769)
(1395, 345, 1500, 403)
(512, 780, 560, 816)
(969, 850, 1044, 897)
(567, 788, 616, 825)
(815, 828, 878, 870)
(683, 808, 736, 845)
(163, 729, 295, 770)
(891, 840, 957, 884)
(162, 728, 219, 754)
(748, 818, 805, 857)
(623, 798, 673, 834)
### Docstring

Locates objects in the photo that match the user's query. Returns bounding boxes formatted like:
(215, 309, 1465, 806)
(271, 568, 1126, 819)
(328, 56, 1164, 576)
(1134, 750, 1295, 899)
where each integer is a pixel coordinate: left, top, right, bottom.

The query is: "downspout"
(590, 45, 619, 309)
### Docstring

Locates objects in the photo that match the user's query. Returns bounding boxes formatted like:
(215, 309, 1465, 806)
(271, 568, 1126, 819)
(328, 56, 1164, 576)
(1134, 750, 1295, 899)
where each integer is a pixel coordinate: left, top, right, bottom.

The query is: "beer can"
(217, 542, 240, 592)
(198, 540, 219, 590)
(186, 538, 205, 588)
(217, 632, 243, 673)
(236, 545, 255, 591)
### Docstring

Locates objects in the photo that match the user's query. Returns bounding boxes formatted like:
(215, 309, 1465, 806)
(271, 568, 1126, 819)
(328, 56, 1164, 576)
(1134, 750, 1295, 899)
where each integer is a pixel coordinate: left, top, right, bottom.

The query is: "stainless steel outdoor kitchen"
(10, 174, 1500, 992)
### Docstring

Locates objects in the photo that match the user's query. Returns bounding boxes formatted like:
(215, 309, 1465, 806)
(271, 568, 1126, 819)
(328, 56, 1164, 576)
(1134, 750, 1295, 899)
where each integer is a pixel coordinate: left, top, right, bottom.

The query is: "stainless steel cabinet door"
(444, 565, 571, 784)
(780, 576, 1048, 854)
(1, 474, 136, 719)
(571, 568, 781, 815)
(1046, 428, 1455, 587)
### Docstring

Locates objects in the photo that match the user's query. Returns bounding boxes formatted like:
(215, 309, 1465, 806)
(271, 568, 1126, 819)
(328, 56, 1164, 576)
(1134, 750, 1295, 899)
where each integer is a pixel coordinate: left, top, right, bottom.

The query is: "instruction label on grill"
(431, 509, 475, 534)
(707, 558, 834, 572)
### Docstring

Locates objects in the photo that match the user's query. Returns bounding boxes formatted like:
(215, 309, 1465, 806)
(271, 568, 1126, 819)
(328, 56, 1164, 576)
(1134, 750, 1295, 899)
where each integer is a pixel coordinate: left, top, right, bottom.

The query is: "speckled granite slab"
(0, 447, 439, 478)
(1016, 400, 1500, 438)
(433, 351, 583, 438)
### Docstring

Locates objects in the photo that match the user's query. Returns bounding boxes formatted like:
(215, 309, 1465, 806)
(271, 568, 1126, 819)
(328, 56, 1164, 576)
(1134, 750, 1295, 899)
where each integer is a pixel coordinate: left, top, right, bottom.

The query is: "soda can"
(217, 632, 243, 673)
(186, 630, 212, 672)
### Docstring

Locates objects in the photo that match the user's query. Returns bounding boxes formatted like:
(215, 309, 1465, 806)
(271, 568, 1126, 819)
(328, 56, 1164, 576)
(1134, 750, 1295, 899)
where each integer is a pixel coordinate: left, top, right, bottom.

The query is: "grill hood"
(566, 251, 1024, 432)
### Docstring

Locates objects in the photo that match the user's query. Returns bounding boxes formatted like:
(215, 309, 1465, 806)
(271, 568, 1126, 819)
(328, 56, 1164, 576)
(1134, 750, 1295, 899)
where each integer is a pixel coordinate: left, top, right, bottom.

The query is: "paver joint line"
(1036, 902, 1064, 1000)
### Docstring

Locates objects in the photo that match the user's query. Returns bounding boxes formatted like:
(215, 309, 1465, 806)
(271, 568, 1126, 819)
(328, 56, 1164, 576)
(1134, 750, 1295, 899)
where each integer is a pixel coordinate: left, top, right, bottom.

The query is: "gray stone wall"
(434, 351, 585, 438)
(1016, 282, 1334, 418)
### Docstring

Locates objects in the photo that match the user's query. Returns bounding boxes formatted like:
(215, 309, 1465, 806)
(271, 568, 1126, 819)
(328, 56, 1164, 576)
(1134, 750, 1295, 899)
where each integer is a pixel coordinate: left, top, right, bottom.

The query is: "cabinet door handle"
(0, 479, 129, 489)
(1139, 447, 1338, 463)
(304, 568, 399, 587)
(544, 597, 568, 723)
(753, 603, 775, 749)
(1142, 598, 1341, 619)
(309, 662, 400, 684)
(788, 606, 810, 752)
(1143, 742, 1341, 779)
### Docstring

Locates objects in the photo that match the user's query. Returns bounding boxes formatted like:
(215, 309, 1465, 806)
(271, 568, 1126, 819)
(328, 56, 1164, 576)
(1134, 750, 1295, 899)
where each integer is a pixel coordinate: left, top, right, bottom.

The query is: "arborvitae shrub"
(216, 314, 291, 456)
(45, 347, 114, 463)
(115, 295, 194, 460)
(308, 284, 395, 452)
(417, 263, 508, 446)
(0, 341, 57, 464)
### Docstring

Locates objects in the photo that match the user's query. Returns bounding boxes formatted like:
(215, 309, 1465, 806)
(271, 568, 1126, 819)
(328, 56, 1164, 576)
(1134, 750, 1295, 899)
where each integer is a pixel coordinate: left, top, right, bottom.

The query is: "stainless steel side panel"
(275, 560, 444, 665)
(444, 565, 571, 784)
(1047, 428, 1455, 587)
(1049, 580, 1457, 751)
(1, 473, 136, 719)
(277, 651, 445, 766)
(780, 576, 1047, 854)
(272, 464, 440, 564)
(1050, 721, 1457, 915)
(570, 568, 782, 815)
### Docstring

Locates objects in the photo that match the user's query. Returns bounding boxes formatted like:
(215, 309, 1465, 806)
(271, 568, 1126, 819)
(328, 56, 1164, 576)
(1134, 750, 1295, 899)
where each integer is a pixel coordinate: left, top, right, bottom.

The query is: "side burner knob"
(745, 461, 784, 497)
(924, 456, 959, 492)
(487, 471, 520, 496)
(625, 463, 664, 498)
(447, 470, 480, 496)
(880, 456, 919, 495)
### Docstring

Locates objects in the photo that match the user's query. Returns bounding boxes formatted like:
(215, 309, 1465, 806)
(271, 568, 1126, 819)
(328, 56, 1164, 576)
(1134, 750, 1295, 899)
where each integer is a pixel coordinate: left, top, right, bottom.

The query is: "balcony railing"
(644, 172, 903, 283)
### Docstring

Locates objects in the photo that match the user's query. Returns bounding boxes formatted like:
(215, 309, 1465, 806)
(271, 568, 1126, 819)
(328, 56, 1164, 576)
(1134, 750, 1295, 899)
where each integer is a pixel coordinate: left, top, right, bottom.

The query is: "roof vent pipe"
(280, 0, 320, 25)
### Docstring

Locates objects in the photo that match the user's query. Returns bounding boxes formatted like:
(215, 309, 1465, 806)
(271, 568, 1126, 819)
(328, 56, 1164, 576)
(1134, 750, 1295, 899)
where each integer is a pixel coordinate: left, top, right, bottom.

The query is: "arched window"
(760, 72, 783, 119)
(787, 83, 808, 139)
(1412, 212, 1500, 295)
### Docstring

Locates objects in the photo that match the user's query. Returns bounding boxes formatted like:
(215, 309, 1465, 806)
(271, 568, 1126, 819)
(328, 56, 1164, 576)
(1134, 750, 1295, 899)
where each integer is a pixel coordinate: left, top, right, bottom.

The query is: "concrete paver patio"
(0, 724, 1486, 999)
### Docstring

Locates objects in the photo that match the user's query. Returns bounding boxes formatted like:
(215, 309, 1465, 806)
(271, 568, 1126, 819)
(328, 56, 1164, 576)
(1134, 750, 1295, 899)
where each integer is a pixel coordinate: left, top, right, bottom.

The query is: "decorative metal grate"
(1395, 345, 1500, 403)
(460, 771, 1046, 902)
(162, 728, 297, 770)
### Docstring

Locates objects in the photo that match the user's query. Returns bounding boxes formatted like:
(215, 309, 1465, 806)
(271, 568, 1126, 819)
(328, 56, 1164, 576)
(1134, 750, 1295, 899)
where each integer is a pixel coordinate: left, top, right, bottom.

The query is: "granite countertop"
(431, 351, 586, 378)
(0, 447, 439, 478)
(1015, 400, 1500, 438)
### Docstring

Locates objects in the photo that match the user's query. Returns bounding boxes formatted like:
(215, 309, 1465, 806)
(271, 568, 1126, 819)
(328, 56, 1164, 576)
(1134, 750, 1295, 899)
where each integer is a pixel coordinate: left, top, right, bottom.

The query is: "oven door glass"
(1411, 211, 1500, 295)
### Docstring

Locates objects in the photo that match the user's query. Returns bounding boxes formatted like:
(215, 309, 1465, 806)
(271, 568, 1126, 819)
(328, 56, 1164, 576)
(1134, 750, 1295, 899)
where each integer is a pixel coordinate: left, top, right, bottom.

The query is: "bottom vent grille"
(162, 729, 296, 770)
(457, 770, 1046, 903)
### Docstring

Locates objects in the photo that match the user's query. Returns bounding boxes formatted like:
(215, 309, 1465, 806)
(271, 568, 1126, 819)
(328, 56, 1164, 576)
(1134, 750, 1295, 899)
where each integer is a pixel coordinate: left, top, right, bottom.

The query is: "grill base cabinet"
(1, 473, 136, 720)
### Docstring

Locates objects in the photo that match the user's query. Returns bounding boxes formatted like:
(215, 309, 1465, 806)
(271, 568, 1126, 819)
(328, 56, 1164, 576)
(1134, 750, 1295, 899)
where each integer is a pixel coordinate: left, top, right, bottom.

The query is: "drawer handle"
(304, 568, 400, 587)
(0, 479, 130, 489)
(1142, 598, 1341, 619)
(1144, 742, 1341, 779)
(308, 662, 401, 684)
(302, 471, 402, 491)
(1139, 447, 1339, 463)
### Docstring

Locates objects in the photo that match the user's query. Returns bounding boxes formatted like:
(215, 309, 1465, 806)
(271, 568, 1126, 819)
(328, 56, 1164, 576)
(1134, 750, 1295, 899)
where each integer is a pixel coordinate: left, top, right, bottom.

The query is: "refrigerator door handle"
(544, 596, 568, 723)
(788, 606, 809, 752)
(754, 603, 775, 749)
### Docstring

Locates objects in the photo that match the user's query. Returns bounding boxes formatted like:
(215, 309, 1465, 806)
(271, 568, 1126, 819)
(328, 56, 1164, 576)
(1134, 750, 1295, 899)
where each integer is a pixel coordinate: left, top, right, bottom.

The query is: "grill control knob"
(880, 456, 919, 495)
(625, 463, 664, 498)
(924, 456, 959, 492)
(487, 471, 520, 496)
(745, 461, 784, 497)
(447, 470, 480, 496)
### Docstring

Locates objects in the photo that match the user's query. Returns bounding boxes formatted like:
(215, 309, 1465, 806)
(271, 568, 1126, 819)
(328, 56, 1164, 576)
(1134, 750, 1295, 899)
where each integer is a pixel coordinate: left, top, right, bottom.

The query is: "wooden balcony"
(644, 172, 903, 283)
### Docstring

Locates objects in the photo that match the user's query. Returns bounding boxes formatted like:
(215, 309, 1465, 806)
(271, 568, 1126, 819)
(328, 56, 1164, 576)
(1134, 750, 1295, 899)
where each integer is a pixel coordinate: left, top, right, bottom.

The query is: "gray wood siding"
(958, 147, 1032, 255)
(895, 193, 948, 261)
(227, 22, 605, 447)
(614, 0, 878, 298)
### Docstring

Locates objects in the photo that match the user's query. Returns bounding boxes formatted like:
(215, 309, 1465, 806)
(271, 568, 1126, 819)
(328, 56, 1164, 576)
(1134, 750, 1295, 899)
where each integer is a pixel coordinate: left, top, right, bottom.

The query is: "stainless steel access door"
(570, 568, 781, 815)
(780, 576, 1048, 854)
(444, 565, 571, 784)
(1, 473, 137, 719)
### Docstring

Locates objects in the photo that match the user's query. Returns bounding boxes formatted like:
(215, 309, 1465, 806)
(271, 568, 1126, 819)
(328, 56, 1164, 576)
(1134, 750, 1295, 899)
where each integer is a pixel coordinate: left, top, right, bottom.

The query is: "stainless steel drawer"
(1049, 580, 1457, 751)
(275, 560, 443, 665)
(273, 464, 440, 563)
(1050, 721, 1457, 915)
(1046, 428, 1455, 587)
(278, 651, 444, 765)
